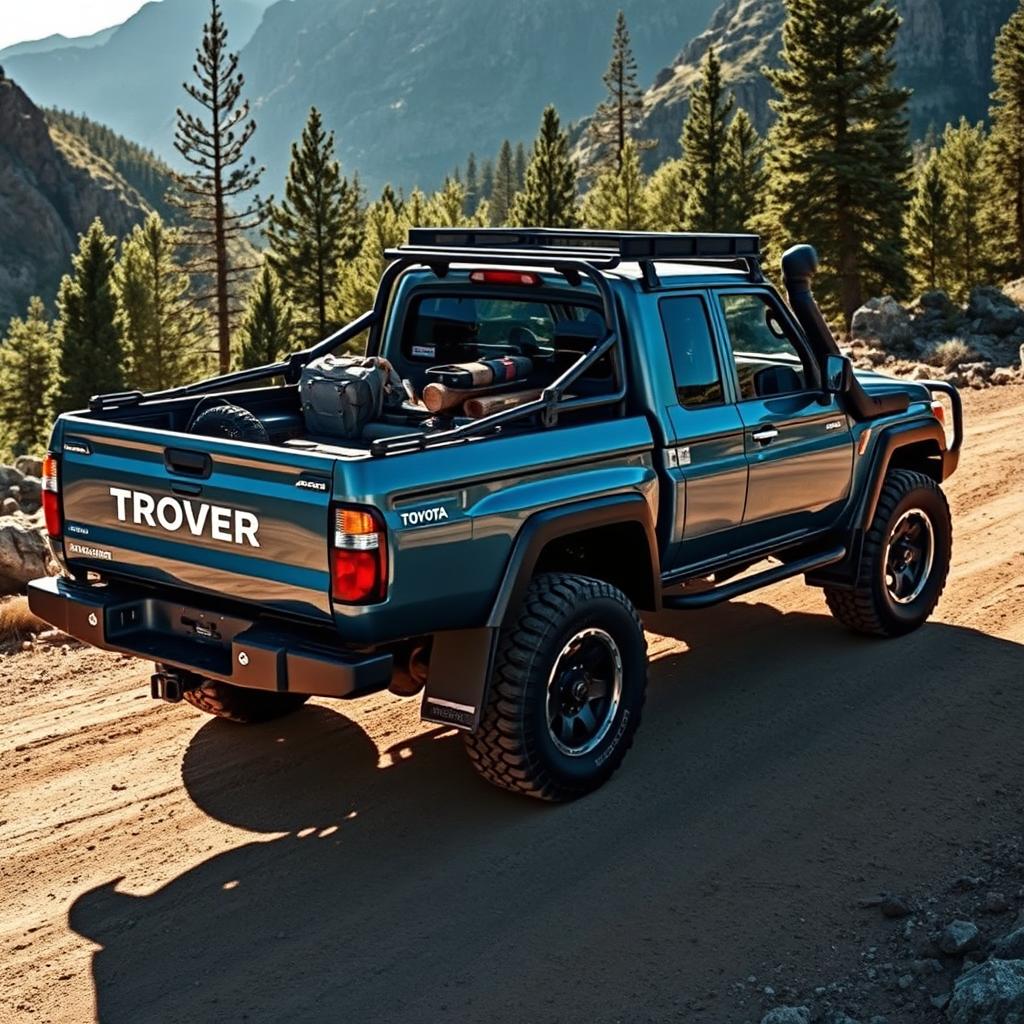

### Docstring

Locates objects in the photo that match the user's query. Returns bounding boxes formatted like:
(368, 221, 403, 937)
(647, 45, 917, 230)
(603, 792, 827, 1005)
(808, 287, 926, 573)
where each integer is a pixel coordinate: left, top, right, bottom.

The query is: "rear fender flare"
(420, 494, 660, 733)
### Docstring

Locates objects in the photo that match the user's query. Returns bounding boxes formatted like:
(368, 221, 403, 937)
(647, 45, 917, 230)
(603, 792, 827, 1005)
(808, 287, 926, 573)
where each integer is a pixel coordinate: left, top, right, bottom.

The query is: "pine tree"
(425, 178, 471, 227)
(904, 149, 952, 294)
(405, 187, 429, 228)
(514, 143, 527, 190)
(490, 140, 517, 226)
(266, 107, 356, 343)
(0, 298, 59, 457)
(760, 0, 912, 325)
(339, 171, 366, 262)
(378, 184, 403, 218)
(172, 0, 265, 373)
(116, 212, 206, 391)
(645, 159, 688, 230)
(721, 108, 766, 231)
(986, 3, 1024, 276)
(464, 152, 479, 216)
(680, 47, 735, 230)
(937, 118, 991, 301)
(581, 138, 649, 230)
(239, 266, 294, 368)
(509, 106, 579, 228)
(588, 10, 650, 171)
(334, 199, 408, 325)
(54, 219, 124, 412)
(480, 159, 495, 202)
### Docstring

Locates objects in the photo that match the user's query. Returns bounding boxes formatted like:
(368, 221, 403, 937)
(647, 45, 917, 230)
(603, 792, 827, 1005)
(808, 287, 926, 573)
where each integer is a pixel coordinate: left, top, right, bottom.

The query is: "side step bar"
(662, 545, 847, 611)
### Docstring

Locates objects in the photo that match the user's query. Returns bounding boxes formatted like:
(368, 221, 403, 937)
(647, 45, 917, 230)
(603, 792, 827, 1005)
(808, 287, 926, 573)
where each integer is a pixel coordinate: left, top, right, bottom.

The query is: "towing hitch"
(151, 669, 195, 703)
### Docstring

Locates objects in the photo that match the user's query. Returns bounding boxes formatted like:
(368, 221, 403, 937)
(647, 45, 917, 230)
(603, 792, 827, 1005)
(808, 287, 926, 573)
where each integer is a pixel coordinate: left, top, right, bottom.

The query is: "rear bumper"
(27, 576, 393, 698)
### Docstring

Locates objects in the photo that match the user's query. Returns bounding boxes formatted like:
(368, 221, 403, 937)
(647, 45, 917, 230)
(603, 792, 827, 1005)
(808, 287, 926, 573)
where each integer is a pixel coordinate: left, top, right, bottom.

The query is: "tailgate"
(57, 422, 336, 620)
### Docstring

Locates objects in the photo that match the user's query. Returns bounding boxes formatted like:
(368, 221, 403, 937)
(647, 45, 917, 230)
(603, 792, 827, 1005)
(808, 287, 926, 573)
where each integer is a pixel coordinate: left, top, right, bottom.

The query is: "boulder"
(967, 286, 1024, 337)
(2, 497, 19, 515)
(14, 455, 42, 477)
(0, 515, 50, 592)
(760, 1008, 811, 1024)
(992, 928, 1024, 961)
(947, 959, 1024, 1023)
(938, 920, 981, 956)
(991, 368, 1019, 386)
(14, 476, 41, 513)
(851, 296, 914, 350)
(0, 464, 24, 488)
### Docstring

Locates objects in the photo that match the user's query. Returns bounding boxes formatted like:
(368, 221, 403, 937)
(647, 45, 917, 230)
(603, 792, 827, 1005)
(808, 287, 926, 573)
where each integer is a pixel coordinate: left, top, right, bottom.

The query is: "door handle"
(752, 426, 779, 445)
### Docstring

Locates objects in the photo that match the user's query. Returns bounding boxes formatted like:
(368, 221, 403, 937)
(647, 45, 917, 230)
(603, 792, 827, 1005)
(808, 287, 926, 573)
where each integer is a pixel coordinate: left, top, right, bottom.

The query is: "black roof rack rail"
(400, 228, 763, 287)
(406, 227, 760, 262)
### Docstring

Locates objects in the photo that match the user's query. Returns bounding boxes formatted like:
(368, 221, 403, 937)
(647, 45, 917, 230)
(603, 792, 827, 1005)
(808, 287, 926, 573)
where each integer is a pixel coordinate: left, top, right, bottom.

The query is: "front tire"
(464, 573, 648, 801)
(825, 469, 951, 637)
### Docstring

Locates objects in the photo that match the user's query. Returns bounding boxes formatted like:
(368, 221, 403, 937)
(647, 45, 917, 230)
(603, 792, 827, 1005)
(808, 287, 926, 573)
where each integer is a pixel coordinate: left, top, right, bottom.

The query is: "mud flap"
(420, 627, 497, 732)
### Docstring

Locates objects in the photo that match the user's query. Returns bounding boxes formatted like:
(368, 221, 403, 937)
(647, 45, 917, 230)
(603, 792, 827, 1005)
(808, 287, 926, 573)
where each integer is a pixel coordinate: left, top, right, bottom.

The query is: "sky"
(0, 0, 150, 51)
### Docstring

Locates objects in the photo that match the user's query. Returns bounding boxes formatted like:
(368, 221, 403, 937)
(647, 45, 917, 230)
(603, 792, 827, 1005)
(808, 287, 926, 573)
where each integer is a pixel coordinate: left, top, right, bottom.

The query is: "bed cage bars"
(86, 229, 761, 456)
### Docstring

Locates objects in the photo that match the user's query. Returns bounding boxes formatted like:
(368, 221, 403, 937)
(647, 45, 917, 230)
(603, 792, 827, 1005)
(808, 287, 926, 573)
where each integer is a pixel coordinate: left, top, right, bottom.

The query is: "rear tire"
(464, 573, 647, 801)
(168, 670, 310, 724)
(825, 468, 951, 637)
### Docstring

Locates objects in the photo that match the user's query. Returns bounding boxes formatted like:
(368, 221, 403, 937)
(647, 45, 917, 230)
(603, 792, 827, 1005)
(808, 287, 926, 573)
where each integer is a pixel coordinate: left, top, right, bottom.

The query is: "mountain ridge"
(629, 0, 1018, 171)
(0, 73, 159, 324)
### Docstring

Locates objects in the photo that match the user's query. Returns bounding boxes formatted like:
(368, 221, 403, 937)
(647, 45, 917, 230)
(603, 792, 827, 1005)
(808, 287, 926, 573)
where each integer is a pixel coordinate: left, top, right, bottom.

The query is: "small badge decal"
(400, 505, 450, 527)
(67, 542, 113, 561)
(825, 419, 845, 432)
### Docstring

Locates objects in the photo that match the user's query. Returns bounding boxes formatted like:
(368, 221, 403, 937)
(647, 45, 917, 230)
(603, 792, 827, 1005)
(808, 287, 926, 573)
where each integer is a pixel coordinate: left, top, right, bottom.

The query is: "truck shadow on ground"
(69, 602, 1024, 1024)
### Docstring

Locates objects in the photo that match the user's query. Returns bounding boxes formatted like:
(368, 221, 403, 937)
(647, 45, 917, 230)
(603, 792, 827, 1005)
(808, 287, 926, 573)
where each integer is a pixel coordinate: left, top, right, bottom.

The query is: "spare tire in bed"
(190, 403, 269, 443)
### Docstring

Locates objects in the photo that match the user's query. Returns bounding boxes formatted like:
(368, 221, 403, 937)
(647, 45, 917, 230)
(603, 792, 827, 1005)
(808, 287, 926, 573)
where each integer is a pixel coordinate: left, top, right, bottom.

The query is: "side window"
(659, 296, 724, 409)
(718, 293, 812, 400)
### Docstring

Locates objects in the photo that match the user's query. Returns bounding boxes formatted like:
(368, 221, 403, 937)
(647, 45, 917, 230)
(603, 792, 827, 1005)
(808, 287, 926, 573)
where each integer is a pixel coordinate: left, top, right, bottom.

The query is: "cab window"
(718, 293, 812, 400)
(660, 296, 724, 409)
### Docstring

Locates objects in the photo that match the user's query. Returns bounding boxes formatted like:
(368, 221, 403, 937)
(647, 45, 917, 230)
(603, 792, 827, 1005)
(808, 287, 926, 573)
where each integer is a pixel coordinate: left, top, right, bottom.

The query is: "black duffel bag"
(298, 354, 402, 439)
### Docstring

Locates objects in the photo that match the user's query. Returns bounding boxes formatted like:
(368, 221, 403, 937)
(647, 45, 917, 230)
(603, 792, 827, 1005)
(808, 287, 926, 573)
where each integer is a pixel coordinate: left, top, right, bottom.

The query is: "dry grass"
(0, 595, 48, 650)
(927, 337, 978, 369)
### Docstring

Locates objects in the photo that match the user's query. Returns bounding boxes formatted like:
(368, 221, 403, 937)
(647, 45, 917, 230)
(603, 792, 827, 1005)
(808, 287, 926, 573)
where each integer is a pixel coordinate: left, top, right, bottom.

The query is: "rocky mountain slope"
(0, 73, 153, 324)
(0, 0, 270, 156)
(635, 0, 1017, 169)
(1, 0, 720, 194)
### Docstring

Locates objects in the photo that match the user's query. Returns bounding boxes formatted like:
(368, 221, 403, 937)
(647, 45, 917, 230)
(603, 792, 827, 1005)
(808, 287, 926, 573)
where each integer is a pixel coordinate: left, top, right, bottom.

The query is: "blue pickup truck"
(28, 229, 962, 801)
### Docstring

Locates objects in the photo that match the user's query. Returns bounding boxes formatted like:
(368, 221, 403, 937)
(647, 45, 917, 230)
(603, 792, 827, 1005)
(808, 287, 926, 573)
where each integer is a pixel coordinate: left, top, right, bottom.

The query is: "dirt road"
(2, 388, 1023, 1024)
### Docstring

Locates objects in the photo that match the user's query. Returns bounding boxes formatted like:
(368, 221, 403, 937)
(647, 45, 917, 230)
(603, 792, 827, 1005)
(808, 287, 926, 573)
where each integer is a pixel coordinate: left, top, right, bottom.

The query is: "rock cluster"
(847, 288, 1024, 389)
(753, 835, 1024, 1024)
(0, 458, 53, 594)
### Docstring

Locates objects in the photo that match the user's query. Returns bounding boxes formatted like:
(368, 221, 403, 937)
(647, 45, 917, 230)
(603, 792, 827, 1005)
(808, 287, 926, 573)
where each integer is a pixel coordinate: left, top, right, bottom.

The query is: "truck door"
(658, 293, 748, 568)
(712, 290, 854, 542)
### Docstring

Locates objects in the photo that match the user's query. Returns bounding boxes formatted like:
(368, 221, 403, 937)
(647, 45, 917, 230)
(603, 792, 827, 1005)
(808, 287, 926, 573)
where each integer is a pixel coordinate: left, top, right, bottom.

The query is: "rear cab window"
(390, 281, 615, 393)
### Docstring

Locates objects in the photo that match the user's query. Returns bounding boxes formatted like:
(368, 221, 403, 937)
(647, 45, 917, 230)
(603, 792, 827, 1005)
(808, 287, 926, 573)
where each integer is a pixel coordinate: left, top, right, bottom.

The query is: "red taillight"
(331, 506, 387, 603)
(41, 453, 61, 538)
(469, 269, 541, 286)
(931, 400, 947, 427)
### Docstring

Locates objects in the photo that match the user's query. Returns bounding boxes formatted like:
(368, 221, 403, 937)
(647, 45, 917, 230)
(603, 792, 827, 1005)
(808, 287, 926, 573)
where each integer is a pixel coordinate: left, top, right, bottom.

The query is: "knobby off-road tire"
(825, 468, 951, 637)
(464, 573, 648, 802)
(190, 403, 269, 444)
(169, 670, 309, 724)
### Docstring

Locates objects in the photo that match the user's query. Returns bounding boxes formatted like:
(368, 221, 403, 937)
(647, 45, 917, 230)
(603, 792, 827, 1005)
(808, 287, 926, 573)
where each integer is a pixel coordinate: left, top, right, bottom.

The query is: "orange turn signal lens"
(931, 400, 947, 427)
(41, 453, 61, 537)
(336, 509, 376, 536)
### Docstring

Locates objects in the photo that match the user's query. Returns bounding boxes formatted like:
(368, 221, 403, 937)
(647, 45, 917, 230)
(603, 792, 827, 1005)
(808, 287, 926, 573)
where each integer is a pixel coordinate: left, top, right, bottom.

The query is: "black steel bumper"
(27, 576, 393, 698)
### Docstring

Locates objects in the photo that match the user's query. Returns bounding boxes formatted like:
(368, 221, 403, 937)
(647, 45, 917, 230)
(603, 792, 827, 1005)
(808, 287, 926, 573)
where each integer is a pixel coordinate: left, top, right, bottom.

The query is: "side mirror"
(824, 354, 852, 395)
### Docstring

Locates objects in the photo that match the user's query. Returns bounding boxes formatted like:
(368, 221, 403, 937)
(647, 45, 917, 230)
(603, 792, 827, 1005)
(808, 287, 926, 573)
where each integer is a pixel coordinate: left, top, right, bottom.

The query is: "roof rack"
(402, 227, 763, 286)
